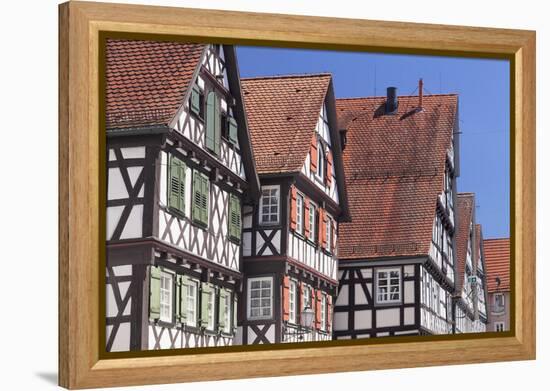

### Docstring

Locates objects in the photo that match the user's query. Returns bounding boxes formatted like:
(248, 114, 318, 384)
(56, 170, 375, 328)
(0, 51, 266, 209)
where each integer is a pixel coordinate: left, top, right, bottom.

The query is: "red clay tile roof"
(106, 39, 205, 129)
(484, 238, 510, 292)
(241, 74, 331, 174)
(455, 193, 475, 294)
(336, 94, 458, 260)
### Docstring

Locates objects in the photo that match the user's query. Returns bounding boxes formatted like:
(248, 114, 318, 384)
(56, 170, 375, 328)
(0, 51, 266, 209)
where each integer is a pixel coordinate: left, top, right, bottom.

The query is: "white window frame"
(308, 202, 317, 242)
(494, 293, 505, 309)
(247, 277, 273, 320)
(320, 294, 327, 331)
(316, 142, 325, 180)
(303, 285, 311, 310)
(186, 279, 198, 327)
(223, 292, 232, 334)
(296, 193, 304, 234)
(206, 289, 215, 331)
(289, 280, 297, 324)
(495, 322, 505, 332)
(375, 267, 402, 305)
(259, 185, 280, 225)
(159, 271, 174, 323)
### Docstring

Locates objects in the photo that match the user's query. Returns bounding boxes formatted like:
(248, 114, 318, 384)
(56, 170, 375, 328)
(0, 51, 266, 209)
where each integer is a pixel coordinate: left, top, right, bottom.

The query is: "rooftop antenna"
(439, 72, 442, 93)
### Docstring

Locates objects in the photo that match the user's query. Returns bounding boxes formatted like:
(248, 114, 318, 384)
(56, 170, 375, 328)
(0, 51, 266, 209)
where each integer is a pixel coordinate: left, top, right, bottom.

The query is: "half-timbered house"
(453, 193, 488, 333)
(105, 39, 260, 351)
(237, 74, 350, 344)
(333, 85, 459, 338)
(484, 237, 510, 332)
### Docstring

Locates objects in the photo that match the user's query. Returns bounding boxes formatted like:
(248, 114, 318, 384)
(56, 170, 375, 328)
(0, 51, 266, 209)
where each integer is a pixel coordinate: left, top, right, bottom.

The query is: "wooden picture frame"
(59, 1, 536, 388)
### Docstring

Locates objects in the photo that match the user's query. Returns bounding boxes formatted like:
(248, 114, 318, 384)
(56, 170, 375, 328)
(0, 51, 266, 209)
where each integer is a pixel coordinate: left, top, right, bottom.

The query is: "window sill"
(228, 235, 241, 245)
(189, 110, 205, 124)
(374, 300, 403, 307)
(167, 206, 187, 220)
(154, 319, 177, 329)
(191, 219, 209, 231)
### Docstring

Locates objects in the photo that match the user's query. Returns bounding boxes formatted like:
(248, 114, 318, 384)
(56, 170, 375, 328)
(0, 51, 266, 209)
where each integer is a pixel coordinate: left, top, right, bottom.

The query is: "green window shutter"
(149, 266, 161, 321)
(200, 283, 212, 328)
(169, 156, 185, 214)
(201, 176, 209, 226)
(213, 97, 221, 155)
(229, 194, 241, 241)
(190, 85, 201, 115)
(206, 92, 216, 153)
(218, 289, 227, 331)
(192, 171, 209, 227)
(192, 171, 201, 224)
(228, 117, 238, 145)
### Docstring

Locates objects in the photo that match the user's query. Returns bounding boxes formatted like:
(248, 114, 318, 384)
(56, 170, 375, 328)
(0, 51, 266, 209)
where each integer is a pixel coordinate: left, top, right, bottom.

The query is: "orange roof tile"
(484, 238, 510, 292)
(106, 39, 205, 129)
(336, 94, 458, 260)
(241, 74, 331, 174)
(455, 193, 475, 294)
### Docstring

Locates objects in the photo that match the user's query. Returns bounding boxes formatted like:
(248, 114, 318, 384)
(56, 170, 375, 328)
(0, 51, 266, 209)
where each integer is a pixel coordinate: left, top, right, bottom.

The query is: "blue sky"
(236, 46, 510, 239)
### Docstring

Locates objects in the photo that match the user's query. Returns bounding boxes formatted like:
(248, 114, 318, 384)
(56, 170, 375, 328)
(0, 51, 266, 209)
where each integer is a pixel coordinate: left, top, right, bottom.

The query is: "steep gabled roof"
(484, 238, 510, 292)
(106, 39, 205, 130)
(455, 193, 475, 294)
(241, 74, 332, 174)
(336, 94, 458, 260)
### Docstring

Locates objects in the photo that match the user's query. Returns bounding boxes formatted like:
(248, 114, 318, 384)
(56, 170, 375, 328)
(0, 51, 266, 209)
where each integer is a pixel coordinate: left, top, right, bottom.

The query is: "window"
(168, 155, 186, 215)
(494, 293, 505, 310)
(221, 114, 238, 145)
(206, 291, 214, 330)
(325, 215, 332, 252)
(228, 194, 242, 242)
(200, 283, 215, 330)
(248, 277, 273, 319)
(289, 280, 297, 324)
(495, 322, 505, 332)
(376, 268, 401, 304)
(259, 186, 279, 225)
(185, 280, 198, 327)
(160, 271, 173, 323)
(308, 202, 317, 242)
(316, 142, 325, 179)
(189, 85, 204, 118)
(320, 294, 327, 331)
(220, 290, 232, 334)
(192, 171, 209, 227)
(303, 285, 311, 309)
(296, 194, 304, 234)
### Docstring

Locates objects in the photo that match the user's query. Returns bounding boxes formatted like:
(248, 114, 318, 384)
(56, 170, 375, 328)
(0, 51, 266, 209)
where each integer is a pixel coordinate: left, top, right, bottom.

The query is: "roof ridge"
(484, 237, 510, 242)
(336, 93, 458, 101)
(241, 72, 332, 81)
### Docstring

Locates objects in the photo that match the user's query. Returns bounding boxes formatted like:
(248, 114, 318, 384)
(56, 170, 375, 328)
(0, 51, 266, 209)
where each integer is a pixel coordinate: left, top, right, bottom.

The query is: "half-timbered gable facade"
(105, 39, 260, 352)
(453, 193, 477, 333)
(334, 87, 459, 339)
(484, 238, 510, 332)
(238, 74, 350, 344)
(453, 194, 489, 334)
(474, 224, 489, 331)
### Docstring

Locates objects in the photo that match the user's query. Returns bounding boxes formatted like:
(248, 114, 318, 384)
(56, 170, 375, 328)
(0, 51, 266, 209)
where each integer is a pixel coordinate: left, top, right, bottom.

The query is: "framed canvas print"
(58, 1, 535, 389)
